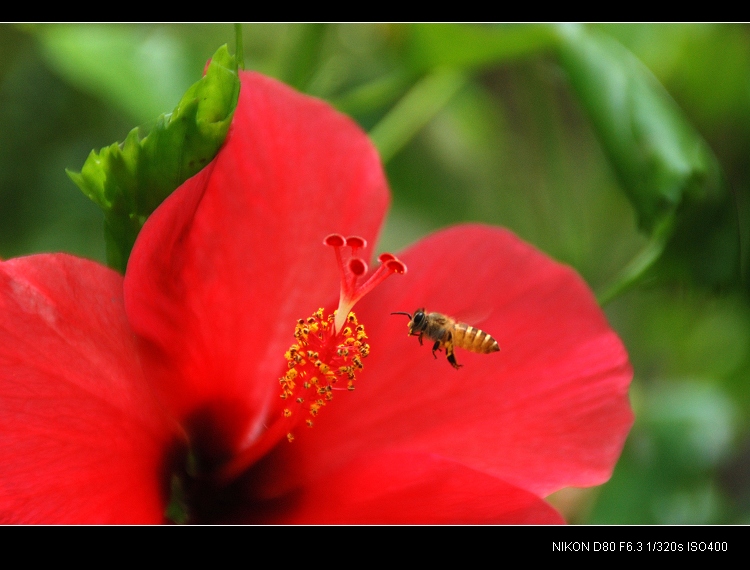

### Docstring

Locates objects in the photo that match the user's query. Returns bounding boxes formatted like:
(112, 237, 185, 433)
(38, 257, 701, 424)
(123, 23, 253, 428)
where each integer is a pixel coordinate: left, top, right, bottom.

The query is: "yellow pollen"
(280, 308, 369, 442)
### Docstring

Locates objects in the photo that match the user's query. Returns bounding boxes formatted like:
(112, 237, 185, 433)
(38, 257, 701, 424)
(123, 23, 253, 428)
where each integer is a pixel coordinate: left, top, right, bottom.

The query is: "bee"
(391, 308, 499, 369)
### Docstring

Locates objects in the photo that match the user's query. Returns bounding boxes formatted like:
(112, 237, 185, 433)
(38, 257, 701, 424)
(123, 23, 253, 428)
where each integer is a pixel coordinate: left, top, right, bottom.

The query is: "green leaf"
(556, 25, 739, 292)
(67, 45, 240, 273)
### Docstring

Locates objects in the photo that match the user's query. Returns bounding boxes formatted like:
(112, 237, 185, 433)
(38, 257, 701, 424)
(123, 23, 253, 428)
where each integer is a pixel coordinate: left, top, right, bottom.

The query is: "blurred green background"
(2, 23, 749, 524)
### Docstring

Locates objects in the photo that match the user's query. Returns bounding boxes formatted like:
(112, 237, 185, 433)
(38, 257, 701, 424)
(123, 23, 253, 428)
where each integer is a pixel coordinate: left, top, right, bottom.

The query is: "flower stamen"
(280, 235, 406, 442)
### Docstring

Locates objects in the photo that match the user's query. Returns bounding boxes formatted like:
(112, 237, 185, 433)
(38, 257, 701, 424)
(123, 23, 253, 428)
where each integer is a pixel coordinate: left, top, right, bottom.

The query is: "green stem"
(369, 69, 467, 164)
(234, 24, 244, 70)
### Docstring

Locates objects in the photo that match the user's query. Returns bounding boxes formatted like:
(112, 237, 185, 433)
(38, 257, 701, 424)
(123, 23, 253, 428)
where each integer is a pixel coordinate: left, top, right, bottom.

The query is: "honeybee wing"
(448, 307, 493, 328)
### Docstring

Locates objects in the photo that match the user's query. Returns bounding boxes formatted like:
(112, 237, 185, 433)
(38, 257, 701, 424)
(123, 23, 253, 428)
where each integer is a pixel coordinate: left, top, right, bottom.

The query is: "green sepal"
(556, 25, 739, 290)
(67, 45, 240, 273)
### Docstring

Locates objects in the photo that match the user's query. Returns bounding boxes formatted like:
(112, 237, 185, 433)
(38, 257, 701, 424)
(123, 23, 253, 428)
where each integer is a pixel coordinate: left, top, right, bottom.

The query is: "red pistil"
(325, 234, 406, 334)
(280, 235, 406, 442)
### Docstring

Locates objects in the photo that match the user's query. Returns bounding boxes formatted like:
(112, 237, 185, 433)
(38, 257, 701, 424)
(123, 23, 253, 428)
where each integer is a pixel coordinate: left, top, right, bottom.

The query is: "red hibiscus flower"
(0, 71, 633, 524)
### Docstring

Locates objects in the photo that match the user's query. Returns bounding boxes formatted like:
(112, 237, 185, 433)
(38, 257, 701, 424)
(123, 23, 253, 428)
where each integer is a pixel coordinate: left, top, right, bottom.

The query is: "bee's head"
(391, 308, 427, 334)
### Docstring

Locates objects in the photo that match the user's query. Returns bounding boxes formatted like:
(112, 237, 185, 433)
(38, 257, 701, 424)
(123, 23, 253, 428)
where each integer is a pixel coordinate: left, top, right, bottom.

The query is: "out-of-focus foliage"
(557, 25, 737, 298)
(34, 25, 196, 124)
(2, 23, 749, 524)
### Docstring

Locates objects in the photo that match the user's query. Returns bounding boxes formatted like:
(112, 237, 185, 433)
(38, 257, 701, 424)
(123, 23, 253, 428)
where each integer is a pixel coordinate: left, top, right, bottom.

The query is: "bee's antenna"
(391, 311, 413, 320)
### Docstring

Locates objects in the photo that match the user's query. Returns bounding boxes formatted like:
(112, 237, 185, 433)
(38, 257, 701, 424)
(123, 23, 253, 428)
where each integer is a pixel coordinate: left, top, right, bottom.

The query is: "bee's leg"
(417, 332, 424, 346)
(445, 342, 462, 369)
(432, 341, 441, 359)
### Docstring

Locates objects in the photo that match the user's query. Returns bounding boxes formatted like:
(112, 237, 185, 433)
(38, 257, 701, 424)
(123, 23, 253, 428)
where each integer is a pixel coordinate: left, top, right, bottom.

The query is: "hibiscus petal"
(247, 451, 564, 524)
(124, 72, 389, 465)
(261, 225, 633, 499)
(0, 255, 177, 523)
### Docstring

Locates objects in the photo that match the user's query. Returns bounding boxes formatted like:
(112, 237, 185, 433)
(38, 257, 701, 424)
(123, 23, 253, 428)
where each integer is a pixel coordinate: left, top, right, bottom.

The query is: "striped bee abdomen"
(453, 323, 500, 354)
